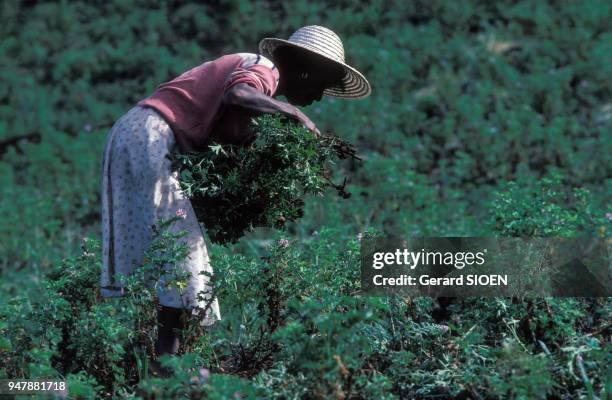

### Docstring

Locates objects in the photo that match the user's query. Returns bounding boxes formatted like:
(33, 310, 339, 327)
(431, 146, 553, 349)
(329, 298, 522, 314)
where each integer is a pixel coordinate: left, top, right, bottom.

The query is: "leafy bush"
(171, 115, 357, 244)
(0, 219, 191, 397)
(489, 171, 610, 237)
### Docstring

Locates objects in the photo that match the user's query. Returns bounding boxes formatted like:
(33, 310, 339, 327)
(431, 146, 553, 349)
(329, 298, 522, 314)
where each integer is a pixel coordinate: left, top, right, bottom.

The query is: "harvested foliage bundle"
(170, 115, 359, 244)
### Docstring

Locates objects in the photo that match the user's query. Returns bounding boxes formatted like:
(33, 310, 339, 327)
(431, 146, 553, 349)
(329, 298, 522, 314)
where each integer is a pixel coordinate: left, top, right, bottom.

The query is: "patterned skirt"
(100, 105, 221, 327)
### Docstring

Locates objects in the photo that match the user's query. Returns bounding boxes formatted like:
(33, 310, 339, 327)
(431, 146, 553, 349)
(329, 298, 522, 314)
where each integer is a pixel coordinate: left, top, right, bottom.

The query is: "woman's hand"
(290, 106, 321, 138)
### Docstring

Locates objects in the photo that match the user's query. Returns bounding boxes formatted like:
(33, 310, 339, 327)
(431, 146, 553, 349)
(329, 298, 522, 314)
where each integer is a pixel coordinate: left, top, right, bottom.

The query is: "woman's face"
(274, 46, 345, 106)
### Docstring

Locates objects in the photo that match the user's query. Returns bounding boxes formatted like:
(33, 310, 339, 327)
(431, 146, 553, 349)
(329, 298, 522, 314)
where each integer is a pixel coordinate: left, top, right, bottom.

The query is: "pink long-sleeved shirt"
(138, 53, 279, 152)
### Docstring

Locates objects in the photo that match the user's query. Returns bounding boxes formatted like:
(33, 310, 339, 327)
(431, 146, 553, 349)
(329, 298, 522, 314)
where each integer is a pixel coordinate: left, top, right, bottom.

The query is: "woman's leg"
(150, 305, 186, 377)
(156, 305, 185, 356)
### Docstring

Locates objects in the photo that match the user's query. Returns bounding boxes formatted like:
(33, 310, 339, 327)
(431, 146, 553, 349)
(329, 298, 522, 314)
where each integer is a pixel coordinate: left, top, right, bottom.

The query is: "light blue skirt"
(100, 105, 220, 327)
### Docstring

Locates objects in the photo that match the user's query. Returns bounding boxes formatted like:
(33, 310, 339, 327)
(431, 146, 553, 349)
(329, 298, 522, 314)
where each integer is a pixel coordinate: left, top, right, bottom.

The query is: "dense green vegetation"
(0, 0, 610, 398)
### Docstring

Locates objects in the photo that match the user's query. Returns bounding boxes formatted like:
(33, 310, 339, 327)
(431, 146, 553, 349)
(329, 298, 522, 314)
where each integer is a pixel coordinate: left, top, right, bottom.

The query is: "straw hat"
(259, 25, 371, 99)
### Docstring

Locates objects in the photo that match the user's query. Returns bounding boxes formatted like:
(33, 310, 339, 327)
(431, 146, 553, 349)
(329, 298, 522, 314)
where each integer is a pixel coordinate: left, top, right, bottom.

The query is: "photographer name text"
(372, 274, 508, 286)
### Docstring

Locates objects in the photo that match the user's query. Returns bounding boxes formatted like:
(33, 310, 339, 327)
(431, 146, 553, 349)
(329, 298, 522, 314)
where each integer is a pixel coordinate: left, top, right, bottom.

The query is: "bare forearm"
(224, 83, 320, 136)
(224, 83, 296, 118)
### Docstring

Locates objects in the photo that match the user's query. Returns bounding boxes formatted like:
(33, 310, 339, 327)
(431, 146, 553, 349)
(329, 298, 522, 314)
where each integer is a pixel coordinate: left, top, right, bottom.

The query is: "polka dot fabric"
(100, 106, 221, 327)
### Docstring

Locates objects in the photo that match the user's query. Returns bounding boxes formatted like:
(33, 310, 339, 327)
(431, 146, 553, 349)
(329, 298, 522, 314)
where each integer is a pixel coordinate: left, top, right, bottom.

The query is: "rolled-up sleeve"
(224, 53, 280, 97)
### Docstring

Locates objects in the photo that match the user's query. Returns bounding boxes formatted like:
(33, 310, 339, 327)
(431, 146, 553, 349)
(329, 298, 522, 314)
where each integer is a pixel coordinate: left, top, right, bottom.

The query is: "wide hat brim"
(259, 38, 371, 99)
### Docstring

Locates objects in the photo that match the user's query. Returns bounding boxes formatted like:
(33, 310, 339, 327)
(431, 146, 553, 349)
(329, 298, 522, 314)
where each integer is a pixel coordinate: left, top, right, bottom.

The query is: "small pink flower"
(605, 212, 612, 221)
(278, 239, 289, 248)
(437, 324, 450, 333)
(176, 208, 187, 219)
(199, 368, 209, 383)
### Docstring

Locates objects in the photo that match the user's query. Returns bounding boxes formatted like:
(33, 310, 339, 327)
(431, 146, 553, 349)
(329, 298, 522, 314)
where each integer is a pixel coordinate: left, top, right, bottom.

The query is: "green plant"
(171, 114, 358, 244)
(489, 171, 610, 237)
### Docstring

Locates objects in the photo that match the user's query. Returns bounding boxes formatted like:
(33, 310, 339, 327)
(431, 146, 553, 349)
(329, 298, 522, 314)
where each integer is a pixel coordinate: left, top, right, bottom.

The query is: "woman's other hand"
(290, 106, 321, 137)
